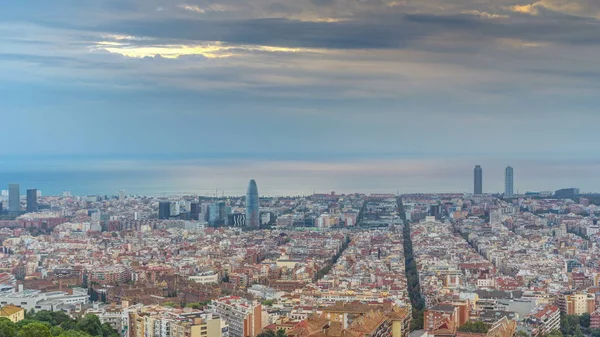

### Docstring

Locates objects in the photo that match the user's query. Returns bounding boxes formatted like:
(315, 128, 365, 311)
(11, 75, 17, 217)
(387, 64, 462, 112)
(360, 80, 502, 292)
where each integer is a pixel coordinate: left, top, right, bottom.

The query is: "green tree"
(57, 331, 94, 337)
(581, 313, 591, 328)
(76, 315, 102, 337)
(17, 323, 52, 337)
(0, 318, 18, 337)
(256, 331, 276, 337)
(276, 329, 287, 337)
(15, 320, 37, 329)
(590, 329, 600, 337)
(185, 303, 202, 309)
(24, 310, 35, 320)
(50, 326, 64, 337)
(561, 314, 581, 336)
(59, 319, 77, 331)
(457, 321, 489, 333)
(101, 323, 119, 337)
(34, 311, 56, 326)
(545, 330, 564, 337)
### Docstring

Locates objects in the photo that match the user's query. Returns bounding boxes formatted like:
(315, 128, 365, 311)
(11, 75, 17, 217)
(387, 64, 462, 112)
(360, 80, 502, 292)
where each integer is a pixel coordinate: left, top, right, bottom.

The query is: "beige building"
(129, 306, 227, 337)
(560, 293, 596, 315)
(0, 305, 25, 323)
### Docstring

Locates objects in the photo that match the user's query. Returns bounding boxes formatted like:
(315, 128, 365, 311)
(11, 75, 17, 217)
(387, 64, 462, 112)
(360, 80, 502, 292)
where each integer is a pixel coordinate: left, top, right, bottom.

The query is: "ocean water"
(1, 154, 600, 196)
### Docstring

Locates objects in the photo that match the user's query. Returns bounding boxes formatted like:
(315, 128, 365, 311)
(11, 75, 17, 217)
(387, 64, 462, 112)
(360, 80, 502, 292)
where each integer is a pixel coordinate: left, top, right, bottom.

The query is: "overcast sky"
(2, 0, 600, 194)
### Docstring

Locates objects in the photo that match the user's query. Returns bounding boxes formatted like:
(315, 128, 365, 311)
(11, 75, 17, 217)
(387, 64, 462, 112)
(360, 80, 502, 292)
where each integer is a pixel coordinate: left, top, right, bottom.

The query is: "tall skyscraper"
(505, 166, 514, 197)
(190, 202, 200, 220)
(245, 179, 260, 228)
(26, 189, 38, 213)
(158, 201, 171, 219)
(474, 165, 483, 195)
(8, 184, 20, 212)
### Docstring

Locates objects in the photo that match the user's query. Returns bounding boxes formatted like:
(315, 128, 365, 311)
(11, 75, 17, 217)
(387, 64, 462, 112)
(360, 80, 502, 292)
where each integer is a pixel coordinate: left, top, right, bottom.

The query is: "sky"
(2, 0, 600, 195)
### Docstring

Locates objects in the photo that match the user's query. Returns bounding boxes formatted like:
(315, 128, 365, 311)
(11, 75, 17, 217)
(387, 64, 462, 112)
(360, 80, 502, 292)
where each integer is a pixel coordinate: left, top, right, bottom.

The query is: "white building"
(211, 297, 263, 337)
(189, 271, 219, 284)
(0, 288, 89, 311)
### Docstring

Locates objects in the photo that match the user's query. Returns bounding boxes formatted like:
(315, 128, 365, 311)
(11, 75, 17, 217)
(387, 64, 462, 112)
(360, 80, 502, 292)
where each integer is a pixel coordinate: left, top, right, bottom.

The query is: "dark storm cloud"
(72, 12, 598, 51)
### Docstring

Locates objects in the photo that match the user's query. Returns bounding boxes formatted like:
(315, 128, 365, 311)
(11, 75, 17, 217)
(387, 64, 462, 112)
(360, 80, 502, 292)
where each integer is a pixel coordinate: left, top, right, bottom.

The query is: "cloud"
(94, 40, 327, 59)
(1, 0, 600, 164)
(179, 4, 205, 13)
(510, 4, 541, 15)
(462, 10, 509, 19)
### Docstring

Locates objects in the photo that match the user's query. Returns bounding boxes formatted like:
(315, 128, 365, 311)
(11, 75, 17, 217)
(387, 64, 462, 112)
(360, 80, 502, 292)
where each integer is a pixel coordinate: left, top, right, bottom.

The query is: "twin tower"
(474, 166, 514, 196)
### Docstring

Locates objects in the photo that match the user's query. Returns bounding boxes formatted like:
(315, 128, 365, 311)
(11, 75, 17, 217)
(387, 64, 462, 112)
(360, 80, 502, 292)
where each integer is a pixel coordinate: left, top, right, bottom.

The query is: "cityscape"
(3, 0, 600, 336)
(1, 166, 600, 337)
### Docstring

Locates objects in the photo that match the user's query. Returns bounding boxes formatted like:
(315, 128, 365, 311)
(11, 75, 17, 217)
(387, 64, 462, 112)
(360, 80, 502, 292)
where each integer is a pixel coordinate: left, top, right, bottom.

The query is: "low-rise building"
(0, 305, 25, 322)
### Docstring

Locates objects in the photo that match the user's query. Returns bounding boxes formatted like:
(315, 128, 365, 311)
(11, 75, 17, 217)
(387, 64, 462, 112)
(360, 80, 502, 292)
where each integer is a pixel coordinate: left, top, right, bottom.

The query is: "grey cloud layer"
(2, 0, 600, 158)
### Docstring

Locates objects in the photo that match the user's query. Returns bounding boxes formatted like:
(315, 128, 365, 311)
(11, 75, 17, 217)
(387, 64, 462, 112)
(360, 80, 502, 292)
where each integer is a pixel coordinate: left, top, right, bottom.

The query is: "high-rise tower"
(26, 189, 38, 213)
(158, 201, 171, 219)
(245, 179, 259, 228)
(505, 166, 514, 197)
(8, 184, 20, 212)
(474, 165, 483, 195)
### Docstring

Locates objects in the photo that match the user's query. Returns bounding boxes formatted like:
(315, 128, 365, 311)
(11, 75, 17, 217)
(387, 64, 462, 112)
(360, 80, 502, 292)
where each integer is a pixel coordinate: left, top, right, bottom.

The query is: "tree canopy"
(457, 321, 490, 333)
(0, 311, 118, 337)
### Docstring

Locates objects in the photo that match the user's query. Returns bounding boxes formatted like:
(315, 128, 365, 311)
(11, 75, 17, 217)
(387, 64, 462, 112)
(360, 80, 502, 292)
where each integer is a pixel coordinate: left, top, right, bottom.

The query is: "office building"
(190, 202, 200, 220)
(245, 179, 259, 228)
(8, 184, 19, 212)
(228, 213, 246, 227)
(208, 201, 231, 226)
(26, 189, 38, 213)
(158, 201, 171, 219)
(505, 166, 514, 196)
(170, 202, 181, 217)
(555, 188, 580, 200)
(474, 165, 483, 195)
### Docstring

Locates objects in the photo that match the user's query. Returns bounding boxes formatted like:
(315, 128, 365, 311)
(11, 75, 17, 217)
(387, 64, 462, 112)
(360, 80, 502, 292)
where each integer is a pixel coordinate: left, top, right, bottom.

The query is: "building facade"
(559, 293, 596, 315)
(212, 296, 263, 337)
(474, 166, 483, 195)
(8, 184, 20, 213)
(505, 166, 514, 197)
(26, 189, 38, 213)
(0, 305, 25, 322)
(158, 201, 171, 220)
(245, 180, 259, 228)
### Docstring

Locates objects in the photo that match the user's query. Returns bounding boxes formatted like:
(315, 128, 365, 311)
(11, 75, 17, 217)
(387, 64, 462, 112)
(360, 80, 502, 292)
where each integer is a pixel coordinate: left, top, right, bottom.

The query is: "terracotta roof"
(0, 305, 24, 317)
